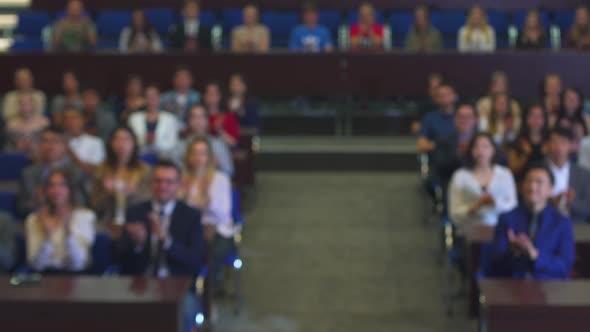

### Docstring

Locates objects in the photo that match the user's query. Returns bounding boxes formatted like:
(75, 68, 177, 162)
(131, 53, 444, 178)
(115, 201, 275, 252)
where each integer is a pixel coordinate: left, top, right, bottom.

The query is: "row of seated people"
(0, 66, 259, 172)
(16, 0, 590, 53)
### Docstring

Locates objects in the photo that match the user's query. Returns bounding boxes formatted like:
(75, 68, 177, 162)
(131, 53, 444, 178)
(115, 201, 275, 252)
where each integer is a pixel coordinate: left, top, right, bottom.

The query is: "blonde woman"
(476, 71, 521, 124)
(458, 6, 495, 52)
(479, 92, 521, 147)
(181, 138, 234, 292)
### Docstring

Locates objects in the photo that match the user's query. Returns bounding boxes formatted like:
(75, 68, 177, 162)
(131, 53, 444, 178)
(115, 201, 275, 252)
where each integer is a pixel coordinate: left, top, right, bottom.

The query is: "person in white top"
(62, 105, 105, 172)
(449, 133, 518, 230)
(25, 169, 96, 272)
(181, 138, 234, 292)
(119, 9, 163, 53)
(458, 5, 496, 52)
(478, 92, 520, 147)
(128, 84, 179, 158)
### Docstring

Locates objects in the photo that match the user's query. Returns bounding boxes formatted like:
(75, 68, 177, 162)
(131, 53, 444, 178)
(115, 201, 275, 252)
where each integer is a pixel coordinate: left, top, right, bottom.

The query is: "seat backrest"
(140, 153, 159, 166)
(87, 232, 112, 275)
(389, 11, 414, 37)
(261, 11, 299, 47)
(15, 11, 51, 38)
(487, 11, 510, 36)
(222, 8, 243, 34)
(144, 8, 175, 35)
(318, 10, 342, 36)
(431, 10, 466, 36)
(0, 153, 30, 181)
(199, 10, 216, 28)
(96, 10, 131, 38)
(0, 192, 17, 218)
(10, 39, 45, 52)
(554, 10, 575, 35)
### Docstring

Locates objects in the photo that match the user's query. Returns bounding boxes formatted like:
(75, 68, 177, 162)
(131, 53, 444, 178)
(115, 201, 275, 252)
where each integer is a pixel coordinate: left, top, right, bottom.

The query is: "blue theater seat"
(96, 10, 131, 38)
(144, 8, 175, 35)
(95, 39, 119, 50)
(318, 10, 342, 37)
(261, 11, 300, 48)
(140, 153, 159, 165)
(389, 11, 414, 47)
(10, 38, 44, 52)
(431, 10, 466, 49)
(554, 10, 575, 36)
(222, 8, 243, 33)
(199, 10, 216, 28)
(0, 192, 17, 218)
(14, 11, 51, 38)
(487, 11, 510, 37)
(0, 153, 30, 181)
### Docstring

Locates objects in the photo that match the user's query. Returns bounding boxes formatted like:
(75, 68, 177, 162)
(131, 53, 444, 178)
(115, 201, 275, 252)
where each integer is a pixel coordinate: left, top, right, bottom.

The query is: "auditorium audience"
(516, 10, 547, 50)
(405, 5, 442, 53)
(479, 92, 520, 147)
(417, 84, 457, 154)
(5, 93, 49, 157)
(118, 75, 146, 122)
(547, 128, 590, 222)
(25, 169, 96, 273)
(176, 105, 234, 176)
(181, 138, 234, 293)
(80, 86, 117, 141)
(0, 212, 15, 273)
(231, 4, 270, 53)
(507, 104, 549, 184)
(490, 163, 575, 279)
(52, 0, 96, 52)
(91, 126, 151, 224)
(50, 70, 82, 117)
(128, 85, 179, 157)
(566, 5, 590, 50)
(204, 82, 240, 147)
(2, 68, 46, 122)
(476, 71, 521, 125)
(557, 87, 589, 152)
(542, 74, 563, 127)
(119, 9, 163, 54)
(62, 106, 105, 169)
(161, 67, 201, 122)
(350, 2, 384, 51)
(458, 5, 496, 52)
(170, 0, 211, 52)
(227, 73, 260, 134)
(117, 160, 204, 276)
(449, 133, 518, 229)
(289, 2, 334, 52)
(17, 127, 89, 217)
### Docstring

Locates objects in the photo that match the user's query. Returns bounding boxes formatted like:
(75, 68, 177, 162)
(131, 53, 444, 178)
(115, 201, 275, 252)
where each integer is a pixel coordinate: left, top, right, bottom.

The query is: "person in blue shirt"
(289, 2, 334, 52)
(417, 84, 458, 154)
(489, 162, 575, 279)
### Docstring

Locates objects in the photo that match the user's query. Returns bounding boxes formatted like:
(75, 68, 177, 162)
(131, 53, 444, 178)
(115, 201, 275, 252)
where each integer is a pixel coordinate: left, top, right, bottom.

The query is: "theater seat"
(431, 10, 466, 48)
(554, 10, 575, 36)
(95, 39, 119, 50)
(10, 38, 44, 52)
(222, 8, 243, 34)
(140, 153, 159, 165)
(318, 10, 342, 37)
(14, 11, 51, 38)
(389, 11, 414, 47)
(0, 153, 30, 181)
(87, 232, 112, 275)
(488, 11, 510, 47)
(261, 11, 299, 48)
(199, 10, 216, 28)
(96, 10, 131, 38)
(144, 8, 175, 36)
(0, 192, 17, 218)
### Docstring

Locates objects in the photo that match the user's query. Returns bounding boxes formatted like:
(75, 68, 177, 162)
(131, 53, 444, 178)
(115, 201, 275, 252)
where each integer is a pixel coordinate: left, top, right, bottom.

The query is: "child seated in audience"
(5, 93, 49, 157)
(566, 5, 590, 50)
(91, 126, 151, 225)
(50, 70, 83, 118)
(3, 68, 46, 122)
(557, 87, 588, 154)
(350, 2, 384, 51)
(119, 9, 163, 54)
(449, 133, 518, 230)
(289, 2, 334, 53)
(405, 5, 442, 53)
(516, 10, 547, 50)
(52, 0, 96, 52)
(489, 163, 575, 279)
(62, 106, 106, 170)
(204, 82, 240, 148)
(231, 4, 270, 53)
(25, 169, 96, 273)
(479, 92, 520, 148)
(458, 5, 496, 52)
(181, 138, 234, 294)
(227, 73, 259, 135)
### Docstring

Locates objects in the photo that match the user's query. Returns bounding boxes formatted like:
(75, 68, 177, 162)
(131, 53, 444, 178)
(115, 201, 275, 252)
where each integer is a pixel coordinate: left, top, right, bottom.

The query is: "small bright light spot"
(233, 259, 243, 270)
(195, 313, 205, 325)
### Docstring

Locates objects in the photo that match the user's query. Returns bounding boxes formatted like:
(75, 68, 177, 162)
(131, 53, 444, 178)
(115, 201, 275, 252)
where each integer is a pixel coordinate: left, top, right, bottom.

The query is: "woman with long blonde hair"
(458, 5, 496, 52)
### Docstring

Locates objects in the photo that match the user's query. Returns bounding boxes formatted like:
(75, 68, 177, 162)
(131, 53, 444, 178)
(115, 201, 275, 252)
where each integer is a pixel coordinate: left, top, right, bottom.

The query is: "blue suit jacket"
(489, 204, 575, 280)
(117, 201, 204, 276)
(160, 90, 201, 121)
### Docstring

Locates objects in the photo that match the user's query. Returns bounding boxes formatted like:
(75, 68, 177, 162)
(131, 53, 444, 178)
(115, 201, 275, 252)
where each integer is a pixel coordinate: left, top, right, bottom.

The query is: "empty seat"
(14, 11, 51, 38)
(261, 11, 299, 48)
(10, 39, 44, 52)
(0, 153, 30, 181)
(513, 10, 550, 30)
(554, 10, 575, 35)
(487, 11, 510, 36)
(200, 10, 216, 28)
(222, 8, 243, 33)
(431, 10, 466, 37)
(96, 10, 131, 38)
(318, 10, 342, 36)
(389, 11, 414, 37)
(144, 8, 175, 35)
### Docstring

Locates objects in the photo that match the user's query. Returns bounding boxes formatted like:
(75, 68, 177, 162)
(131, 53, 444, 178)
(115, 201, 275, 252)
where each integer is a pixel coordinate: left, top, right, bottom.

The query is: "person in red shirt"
(350, 2, 384, 51)
(204, 82, 240, 147)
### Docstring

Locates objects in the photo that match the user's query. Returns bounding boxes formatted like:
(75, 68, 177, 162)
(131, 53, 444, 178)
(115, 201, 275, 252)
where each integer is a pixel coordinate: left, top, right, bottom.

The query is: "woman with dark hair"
(541, 74, 563, 127)
(557, 87, 588, 152)
(204, 81, 240, 147)
(119, 9, 163, 53)
(50, 70, 82, 117)
(118, 75, 146, 122)
(448, 133, 517, 229)
(227, 73, 259, 134)
(90, 126, 151, 224)
(508, 104, 549, 182)
(404, 5, 442, 52)
(25, 169, 96, 272)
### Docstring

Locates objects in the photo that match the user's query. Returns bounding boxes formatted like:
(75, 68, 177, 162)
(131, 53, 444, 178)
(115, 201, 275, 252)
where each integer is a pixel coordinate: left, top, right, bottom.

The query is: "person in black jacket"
(169, 0, 211, 52)
(117, 159, 204, 277)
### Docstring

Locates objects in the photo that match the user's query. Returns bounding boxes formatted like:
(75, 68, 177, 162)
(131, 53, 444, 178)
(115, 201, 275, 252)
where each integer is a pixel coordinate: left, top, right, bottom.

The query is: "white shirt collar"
(151, 200, 177, 218)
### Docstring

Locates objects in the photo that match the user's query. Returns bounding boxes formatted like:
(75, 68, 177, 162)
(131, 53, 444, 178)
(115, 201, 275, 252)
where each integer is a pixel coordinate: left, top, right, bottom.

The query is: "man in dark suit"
(169, 0, 212, 51)
(490, 163, 575, 279)
(547, 127, 590, 222)
(118, 160, 204, 276)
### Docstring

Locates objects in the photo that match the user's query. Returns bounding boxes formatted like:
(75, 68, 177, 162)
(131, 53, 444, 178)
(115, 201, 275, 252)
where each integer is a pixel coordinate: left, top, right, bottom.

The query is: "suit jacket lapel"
(533, 206, 552, 247)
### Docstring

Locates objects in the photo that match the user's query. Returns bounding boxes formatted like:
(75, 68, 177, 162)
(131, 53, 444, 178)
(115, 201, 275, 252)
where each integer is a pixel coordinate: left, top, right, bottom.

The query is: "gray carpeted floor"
(215, 172, 476, 332)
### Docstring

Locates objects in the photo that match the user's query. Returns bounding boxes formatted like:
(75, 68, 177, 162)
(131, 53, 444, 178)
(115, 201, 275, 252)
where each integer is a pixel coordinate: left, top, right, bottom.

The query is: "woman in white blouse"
(25, 169, 96, 272)
(181, 138, 234, 292)
(458, 5, 496, 52)
(449, 133, 517, 230)
(119, 9, 163, 53)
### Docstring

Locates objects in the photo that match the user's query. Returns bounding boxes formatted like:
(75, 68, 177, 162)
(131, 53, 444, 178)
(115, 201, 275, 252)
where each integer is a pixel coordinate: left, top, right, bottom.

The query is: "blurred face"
(151, 167, 180, 203)
(131, 10, 145, 29)
(184, 2, 199, 19)
(18, 95, 35, 117)
(63, 72, 79, 94)
(493, 95, 509, 116)
(576, 7, 590, 27)
(525, 12, 541, 29)
(82, 90, 100, 111)
(437, 86, 456, 109)
(523, 169, 553, 208)
(470, 7, 484, 27)
(243, 6, 259, 26)
(126, 78, 143, 97)
(204, 84, 221, 108)
(188, 106, 209, 134)
(455, 106, 476, 134)
(303, 9, 319, 26)
(564, 90, 581, 114)
(174, 70, 193, 92)
(359, 5, 375, 25)
(428, 76, 442, 98)
(188, 141, 210, 170)
(472, 136, 495, 167)
(490, 76, 508, 94)
(40, 131, 67, 163)
(15, 70, 33, 90)
(415, 8, 428, 29)
(229, 75, 247, 96)
(67, 0, 83, 19)
(145, 87, 160, 110)
(526, 106, 546, 132)
(111, 129, 135, 161)
(545, 76, 562, 96)
(549, 134, 571, 164)
(62, 109, 85, 136)
(46, 173, 70, 207)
